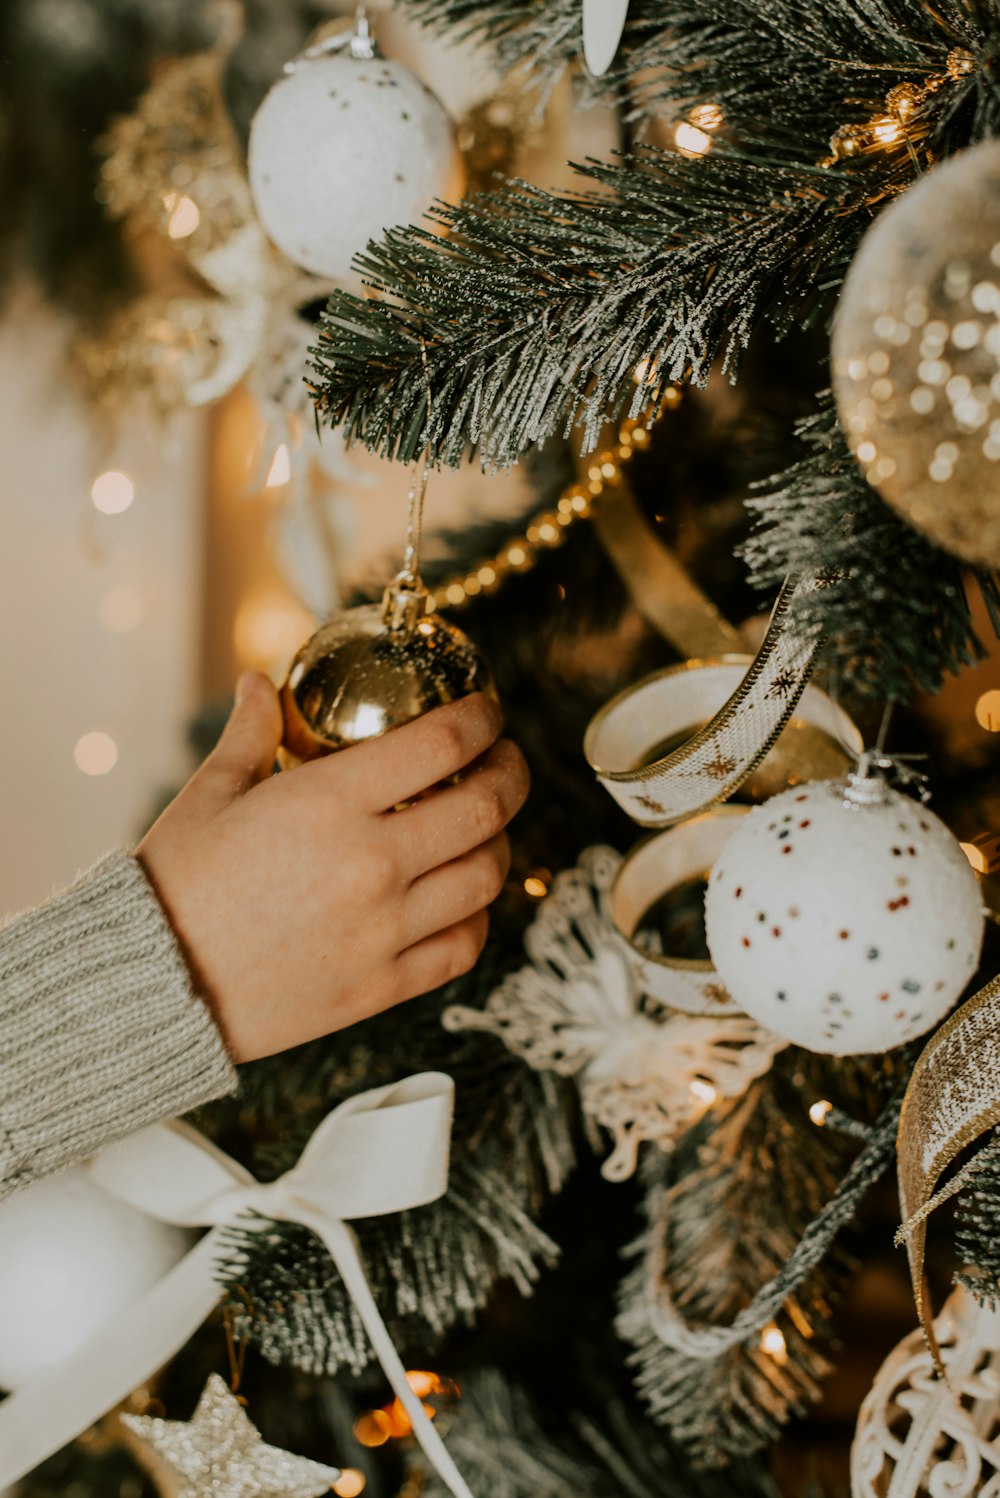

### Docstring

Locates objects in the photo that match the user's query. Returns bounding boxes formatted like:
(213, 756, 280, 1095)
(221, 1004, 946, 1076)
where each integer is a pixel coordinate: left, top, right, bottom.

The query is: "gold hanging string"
(221, 1285, 255, 1403)
(401, 341, 434, 587)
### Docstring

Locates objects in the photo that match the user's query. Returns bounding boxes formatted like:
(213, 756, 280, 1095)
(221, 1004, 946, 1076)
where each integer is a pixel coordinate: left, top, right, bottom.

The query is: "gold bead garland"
(425, 410, 670, 615)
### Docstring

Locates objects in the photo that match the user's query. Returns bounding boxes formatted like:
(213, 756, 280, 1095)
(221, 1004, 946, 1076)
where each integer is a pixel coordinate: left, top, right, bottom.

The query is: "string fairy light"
(264, 442, 292, 488)
(759, 1322, 788, 1365)
(90, 469, 135, 515)
(821, 47, 976, 167)
(673, 102, 725, 158)
(352, 1370, 458, 1452)
(975, 689, 1000, 732)
(74, 731, 118, 777)
(163, 191, 201, 239)
(333, 1472, 366, 1497)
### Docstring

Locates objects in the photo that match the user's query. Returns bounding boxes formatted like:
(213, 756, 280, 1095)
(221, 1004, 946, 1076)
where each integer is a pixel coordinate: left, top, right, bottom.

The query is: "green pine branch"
(397, 0, 994, 128)
(311, 0, 997, 471)
(742, 403, 1000, 700)
(310, 149, 860, 469)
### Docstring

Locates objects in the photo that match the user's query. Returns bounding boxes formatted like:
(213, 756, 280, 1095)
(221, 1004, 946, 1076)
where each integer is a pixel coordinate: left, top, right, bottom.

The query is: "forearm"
(0, 851, 236, 1200)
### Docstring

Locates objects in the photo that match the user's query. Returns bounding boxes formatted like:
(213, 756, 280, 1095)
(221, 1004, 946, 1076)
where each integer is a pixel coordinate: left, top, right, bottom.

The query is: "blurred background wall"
(0, 294, 207, 914)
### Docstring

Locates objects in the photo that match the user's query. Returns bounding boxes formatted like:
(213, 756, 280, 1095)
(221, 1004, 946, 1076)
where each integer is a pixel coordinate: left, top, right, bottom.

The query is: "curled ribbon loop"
(584, 576, 857, 827)
(896, 974, 1000, 1374)
(0, 1073, 474, 1498)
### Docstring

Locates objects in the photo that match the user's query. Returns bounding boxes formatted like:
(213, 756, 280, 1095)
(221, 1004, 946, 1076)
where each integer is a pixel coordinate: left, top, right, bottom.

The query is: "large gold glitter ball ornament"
(278, 579, 496, 768)
(832, 137, 1000, 567)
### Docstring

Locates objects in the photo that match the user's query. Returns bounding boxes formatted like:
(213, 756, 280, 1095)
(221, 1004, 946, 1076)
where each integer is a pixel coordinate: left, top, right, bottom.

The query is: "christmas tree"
(3, 2, 1000, 1495)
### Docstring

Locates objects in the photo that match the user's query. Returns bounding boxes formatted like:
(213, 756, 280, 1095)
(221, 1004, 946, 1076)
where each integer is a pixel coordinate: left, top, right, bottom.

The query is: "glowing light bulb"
(760, 1322, 788, 1364)
(975, 689, 1000, 732)
(264, 443, 292, 488)
(809, 1099, 832, 1127)
(90, 470, 135, 515)
(961, 842, 988, 874)
(524, 875, 548, 899)
(163, 192, 200, 239)
(689, 1079, 718, 1107)
(233, 589, 314, 672)
(74, 732, 118, 776)
(675, 122, 713, 157)
(689, 103, 724, 132)
(352, 1411, 390, 1447)
(333, 1471, 366, 1497)
(98, 587, 143, 634)
(872, 118, 902, 146)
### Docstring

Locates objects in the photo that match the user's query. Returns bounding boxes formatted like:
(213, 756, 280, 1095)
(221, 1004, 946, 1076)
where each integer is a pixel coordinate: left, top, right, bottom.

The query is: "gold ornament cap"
(278, 576, 497, 768)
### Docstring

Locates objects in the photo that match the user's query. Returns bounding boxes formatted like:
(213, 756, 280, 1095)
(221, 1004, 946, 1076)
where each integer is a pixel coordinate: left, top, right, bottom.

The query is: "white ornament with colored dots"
(248, 52, 464, 281)
(703, 777, 984, 1055)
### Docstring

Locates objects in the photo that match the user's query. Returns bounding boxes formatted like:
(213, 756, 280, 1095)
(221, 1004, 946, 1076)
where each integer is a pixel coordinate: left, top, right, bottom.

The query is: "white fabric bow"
(0, 1072, 474, 1498)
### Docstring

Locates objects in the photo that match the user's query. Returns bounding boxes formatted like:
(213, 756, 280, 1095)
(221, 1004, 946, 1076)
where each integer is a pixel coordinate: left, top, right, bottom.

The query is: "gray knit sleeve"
(0, 850, 237, 1200)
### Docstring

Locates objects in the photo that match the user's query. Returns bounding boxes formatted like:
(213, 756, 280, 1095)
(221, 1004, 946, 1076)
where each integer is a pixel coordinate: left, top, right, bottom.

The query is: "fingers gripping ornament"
(704, 760, 984, 1055)
(248, 8, 465, 281)
(279, 441, 496, 767)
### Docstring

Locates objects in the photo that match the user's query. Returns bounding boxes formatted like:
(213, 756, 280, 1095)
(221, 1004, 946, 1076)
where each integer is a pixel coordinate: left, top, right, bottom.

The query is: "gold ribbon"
(592, 474, 742, 660)
(896, 972, 1000, 1371)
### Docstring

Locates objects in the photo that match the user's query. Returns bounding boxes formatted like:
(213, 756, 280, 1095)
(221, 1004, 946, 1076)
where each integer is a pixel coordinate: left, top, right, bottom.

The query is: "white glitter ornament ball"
(0, 1168, 192, 1389)
(832, 137, 1000, 567)
(248, 52, 464, 280)
(704, 777, 984, 1055)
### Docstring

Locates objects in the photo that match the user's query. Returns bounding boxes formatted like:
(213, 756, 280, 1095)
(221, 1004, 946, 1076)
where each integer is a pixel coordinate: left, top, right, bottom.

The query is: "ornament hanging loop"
(382, 572, 429, 637)
(284, 5, 378, 73)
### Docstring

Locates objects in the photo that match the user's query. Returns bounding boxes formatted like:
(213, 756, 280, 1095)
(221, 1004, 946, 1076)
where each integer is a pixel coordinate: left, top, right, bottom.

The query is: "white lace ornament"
(851, 1284, 1000, 1498)
(443, 846, 785, 1181)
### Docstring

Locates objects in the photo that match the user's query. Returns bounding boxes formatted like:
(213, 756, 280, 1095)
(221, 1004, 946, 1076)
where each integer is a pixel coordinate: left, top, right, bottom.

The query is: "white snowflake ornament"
(444, 846, 784, 1180)
(852, 1284, 1000, 1498)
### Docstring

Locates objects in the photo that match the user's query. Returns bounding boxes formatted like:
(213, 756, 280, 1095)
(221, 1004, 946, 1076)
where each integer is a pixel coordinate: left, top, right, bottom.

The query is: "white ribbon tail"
(0, 1230, 223, 1489)
(304, 1211, 474, 1498)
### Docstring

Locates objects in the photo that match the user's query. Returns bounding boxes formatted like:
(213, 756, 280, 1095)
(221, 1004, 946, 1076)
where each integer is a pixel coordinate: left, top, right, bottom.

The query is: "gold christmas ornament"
(832, 136, 1000, 567)
(279, 449, 496, 767)
(279, 575, 495, 767)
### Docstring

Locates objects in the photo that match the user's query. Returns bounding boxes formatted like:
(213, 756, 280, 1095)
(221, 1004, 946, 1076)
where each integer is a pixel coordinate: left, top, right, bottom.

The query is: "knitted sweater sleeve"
(0, 851, 237, 1201)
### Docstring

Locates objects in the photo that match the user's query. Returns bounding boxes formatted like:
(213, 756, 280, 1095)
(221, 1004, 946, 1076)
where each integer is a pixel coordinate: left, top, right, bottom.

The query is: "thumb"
(196, 673, 284, 806)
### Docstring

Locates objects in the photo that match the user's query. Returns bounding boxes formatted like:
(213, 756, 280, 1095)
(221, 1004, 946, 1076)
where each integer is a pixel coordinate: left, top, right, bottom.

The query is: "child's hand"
(136, 674, 529, 1063)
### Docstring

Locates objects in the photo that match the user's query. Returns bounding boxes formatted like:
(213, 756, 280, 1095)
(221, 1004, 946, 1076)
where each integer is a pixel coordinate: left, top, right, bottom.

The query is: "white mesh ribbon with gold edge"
(584, 577, 860, 827)
(444, 830, 786, 1181)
